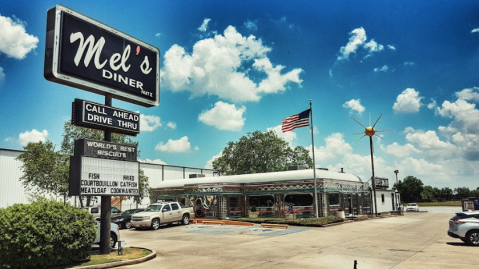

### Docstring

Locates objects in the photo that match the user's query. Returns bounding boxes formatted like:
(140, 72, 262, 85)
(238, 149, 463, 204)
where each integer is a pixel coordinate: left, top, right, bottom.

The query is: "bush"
(0, 198, 96, 268)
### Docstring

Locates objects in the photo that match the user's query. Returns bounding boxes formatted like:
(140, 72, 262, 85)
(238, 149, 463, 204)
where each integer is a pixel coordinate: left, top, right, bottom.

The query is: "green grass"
(68, 247, 151, 268)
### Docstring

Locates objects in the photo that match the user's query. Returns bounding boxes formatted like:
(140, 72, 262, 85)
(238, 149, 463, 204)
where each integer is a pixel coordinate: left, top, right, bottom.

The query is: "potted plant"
(284, 209, 297, 219)
(248, 205, 258, 218)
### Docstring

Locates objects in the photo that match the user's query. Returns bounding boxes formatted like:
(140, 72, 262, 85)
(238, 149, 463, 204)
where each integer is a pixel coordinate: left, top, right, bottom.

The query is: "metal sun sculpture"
(350, 113, 393, 216)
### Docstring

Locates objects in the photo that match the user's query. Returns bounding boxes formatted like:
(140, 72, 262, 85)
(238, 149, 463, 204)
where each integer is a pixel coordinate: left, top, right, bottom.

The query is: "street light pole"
(394, 170, 399, 211)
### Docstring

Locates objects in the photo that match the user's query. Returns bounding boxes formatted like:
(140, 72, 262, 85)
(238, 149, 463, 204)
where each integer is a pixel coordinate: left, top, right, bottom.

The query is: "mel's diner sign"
(44, 5, 160, 107)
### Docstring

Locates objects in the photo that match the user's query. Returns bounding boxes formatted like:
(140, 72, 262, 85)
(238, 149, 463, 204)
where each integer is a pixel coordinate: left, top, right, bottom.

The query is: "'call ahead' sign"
(44, 5, 160, 107)
(72, 99, 140, 136)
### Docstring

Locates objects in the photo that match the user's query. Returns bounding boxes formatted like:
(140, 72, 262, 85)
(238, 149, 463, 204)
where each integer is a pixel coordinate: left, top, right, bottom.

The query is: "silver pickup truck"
(131, 202, 195, 230)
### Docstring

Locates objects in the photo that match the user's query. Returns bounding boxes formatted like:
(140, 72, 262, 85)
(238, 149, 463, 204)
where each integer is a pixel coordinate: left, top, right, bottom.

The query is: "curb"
(73, 247, 156, 269)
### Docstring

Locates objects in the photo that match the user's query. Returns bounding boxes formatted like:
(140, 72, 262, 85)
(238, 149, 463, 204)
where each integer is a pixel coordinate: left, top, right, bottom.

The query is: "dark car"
(112, 208, 145, 229)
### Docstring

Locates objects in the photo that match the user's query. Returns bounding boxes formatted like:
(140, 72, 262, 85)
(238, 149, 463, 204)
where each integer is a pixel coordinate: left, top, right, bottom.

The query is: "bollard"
(353, 260, 358, 269)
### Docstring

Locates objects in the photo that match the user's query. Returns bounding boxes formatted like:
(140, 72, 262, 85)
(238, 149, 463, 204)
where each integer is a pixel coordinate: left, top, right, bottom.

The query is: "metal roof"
(154, 169, 363, 189)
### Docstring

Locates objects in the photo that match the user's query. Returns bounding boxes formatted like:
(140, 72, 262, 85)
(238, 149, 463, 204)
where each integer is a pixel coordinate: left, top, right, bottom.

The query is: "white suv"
(448, 210, 479, 246)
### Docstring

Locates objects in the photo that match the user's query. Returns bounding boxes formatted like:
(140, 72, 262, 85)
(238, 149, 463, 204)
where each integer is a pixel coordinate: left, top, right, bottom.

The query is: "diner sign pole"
(100, 96, 112, 254)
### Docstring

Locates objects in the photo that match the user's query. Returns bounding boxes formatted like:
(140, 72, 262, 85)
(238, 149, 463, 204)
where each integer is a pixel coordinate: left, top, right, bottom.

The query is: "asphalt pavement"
(111, 207, 475, 269)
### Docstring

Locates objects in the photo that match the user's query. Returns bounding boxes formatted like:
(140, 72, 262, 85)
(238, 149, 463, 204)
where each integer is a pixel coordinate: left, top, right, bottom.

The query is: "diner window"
(284, 194, 313, 206)
(381, 194, 385, 203)
(249, 195, 274, 207)
(328, 193, 340, 206)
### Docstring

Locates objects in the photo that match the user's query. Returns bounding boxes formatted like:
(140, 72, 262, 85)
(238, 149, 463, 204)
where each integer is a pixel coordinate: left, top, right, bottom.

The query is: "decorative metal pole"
(370, 136, 378, 216)
(100, 96, 112, 254)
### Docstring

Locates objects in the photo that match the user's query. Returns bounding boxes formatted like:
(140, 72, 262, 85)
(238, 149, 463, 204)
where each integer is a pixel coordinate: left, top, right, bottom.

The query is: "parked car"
(93, 219, 120, 248)
(82, 206, 122, 219)
(112, 208, 145, 229)
(406, 203, 419, 212)
(131, 202, 195, 230)
(448, 210, 479, 246)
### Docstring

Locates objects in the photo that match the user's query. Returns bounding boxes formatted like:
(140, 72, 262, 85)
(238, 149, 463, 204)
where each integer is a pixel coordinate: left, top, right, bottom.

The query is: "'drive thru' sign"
(44, 5, 160, 107)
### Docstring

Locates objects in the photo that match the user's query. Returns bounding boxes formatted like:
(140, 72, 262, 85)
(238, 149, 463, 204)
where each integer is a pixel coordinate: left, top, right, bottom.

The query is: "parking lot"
(116, 207, 478, 269)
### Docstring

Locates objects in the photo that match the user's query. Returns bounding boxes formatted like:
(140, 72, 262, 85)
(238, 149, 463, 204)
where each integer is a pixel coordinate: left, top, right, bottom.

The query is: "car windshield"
(145, 205, 162, 212)
(408, 204, 417, 206)
(120, 209, 137, 216)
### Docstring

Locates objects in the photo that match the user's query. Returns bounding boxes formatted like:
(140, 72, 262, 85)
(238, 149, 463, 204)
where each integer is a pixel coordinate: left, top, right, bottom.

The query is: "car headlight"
(142, 216, 150, 221)
(116, 218, 124, 222)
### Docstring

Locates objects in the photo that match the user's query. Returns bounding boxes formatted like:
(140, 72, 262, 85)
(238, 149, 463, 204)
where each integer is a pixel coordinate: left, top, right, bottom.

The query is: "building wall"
(0, 149, 32, 208)
(373, 189, 396, 213)
(0, 148, 216, 209)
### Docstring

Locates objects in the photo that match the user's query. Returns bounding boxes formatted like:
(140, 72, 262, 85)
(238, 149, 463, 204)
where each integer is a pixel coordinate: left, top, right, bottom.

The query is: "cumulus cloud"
(393, 88, 423, 113)
(0, 14, 39, 59)
(161, 25, 303, 102)
(19, 129, 48, 146)
(337, 27, 390, 61)
(140, 158, 167, 165)
(155, 136, 191, 153)
(313, 133, 353, 163)
(267, 125, 297, 146)
(198, 101, 246, 131)
(455, 87, 479, 101)
(140, 114, 161, 131)
(205, 151, 223, 169)
(167, 122, 177, 129)
(384, 142, 420, 158)
(155, 33, 161, 38)
(343, 99, 365, 114)
(198, 18, 211, 32)
(387, 45, 396, 50)
(472, 28, 479, 33)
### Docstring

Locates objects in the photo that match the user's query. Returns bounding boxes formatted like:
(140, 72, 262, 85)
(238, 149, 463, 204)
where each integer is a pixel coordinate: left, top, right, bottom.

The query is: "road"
(117, 207, 477, 269)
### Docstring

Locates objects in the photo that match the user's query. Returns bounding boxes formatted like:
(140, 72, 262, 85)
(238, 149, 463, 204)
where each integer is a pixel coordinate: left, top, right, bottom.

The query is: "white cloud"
(161, 25, 303, 102)
(455, 87, 479, 102)
(167, 122, 177, 129)
(393, 88, 423, 113)
(155, 33, 161, 38)
(244, 20, 258, 31)
(387, 45, 396, 50)
(373, 65, 388, 72)
(205, 151, 223, 169)
(155, 136, 191, 153)
(0, 14, 39, 59)
(337, 27, 389, 61)
(436, 99, 479, 134)
(472, 28, 479, 33)
(405, 130, 456, 158)
(337, 27, 367, 61)
(384, 142, 420, 158)
(312, 133, 353, 163)
(267, 125, 297, 146)
(198, 18, 211, 32)
(19, 129, 48, 146)
(343, 99, 365, 114)
(140, 158, 167, 165)
(427, 99, 437, 109)
(140, 114, 161, 131)
(198, 101, 246, 131)
(404, 62, 415, 66)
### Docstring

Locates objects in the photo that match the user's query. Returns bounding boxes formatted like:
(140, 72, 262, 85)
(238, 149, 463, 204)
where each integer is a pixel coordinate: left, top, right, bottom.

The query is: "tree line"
(393, 175, 479, 203)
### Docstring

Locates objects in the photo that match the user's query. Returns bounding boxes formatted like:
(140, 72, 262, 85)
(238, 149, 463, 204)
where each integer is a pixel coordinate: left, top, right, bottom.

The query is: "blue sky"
(1, 1, 479, 189)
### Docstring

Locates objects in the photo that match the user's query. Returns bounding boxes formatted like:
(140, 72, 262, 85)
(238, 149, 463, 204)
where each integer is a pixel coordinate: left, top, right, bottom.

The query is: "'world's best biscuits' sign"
(72, 99, 140, 136)
(44, 5, 160, 107)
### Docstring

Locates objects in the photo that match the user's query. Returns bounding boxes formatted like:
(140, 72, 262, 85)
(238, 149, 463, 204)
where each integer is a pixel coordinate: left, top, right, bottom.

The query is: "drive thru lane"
(118, 207, 476, 269)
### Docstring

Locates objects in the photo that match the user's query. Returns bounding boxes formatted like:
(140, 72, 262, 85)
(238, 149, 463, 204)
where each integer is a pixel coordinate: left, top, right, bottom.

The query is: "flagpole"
(310, 99, 319, 218)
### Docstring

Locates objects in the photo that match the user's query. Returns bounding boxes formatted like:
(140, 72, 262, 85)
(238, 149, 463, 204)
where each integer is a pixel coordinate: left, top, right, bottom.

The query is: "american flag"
(282, 109, 311, 132)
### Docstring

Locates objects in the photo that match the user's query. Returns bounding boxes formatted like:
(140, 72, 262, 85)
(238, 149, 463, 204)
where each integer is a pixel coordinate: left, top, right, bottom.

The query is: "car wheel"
(110, 233, 117, 248)
(182, 214, 190, 225)
(151, 219, 160, 230)
(125, 221, 132, 229)
(465, 230, 479, 246)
